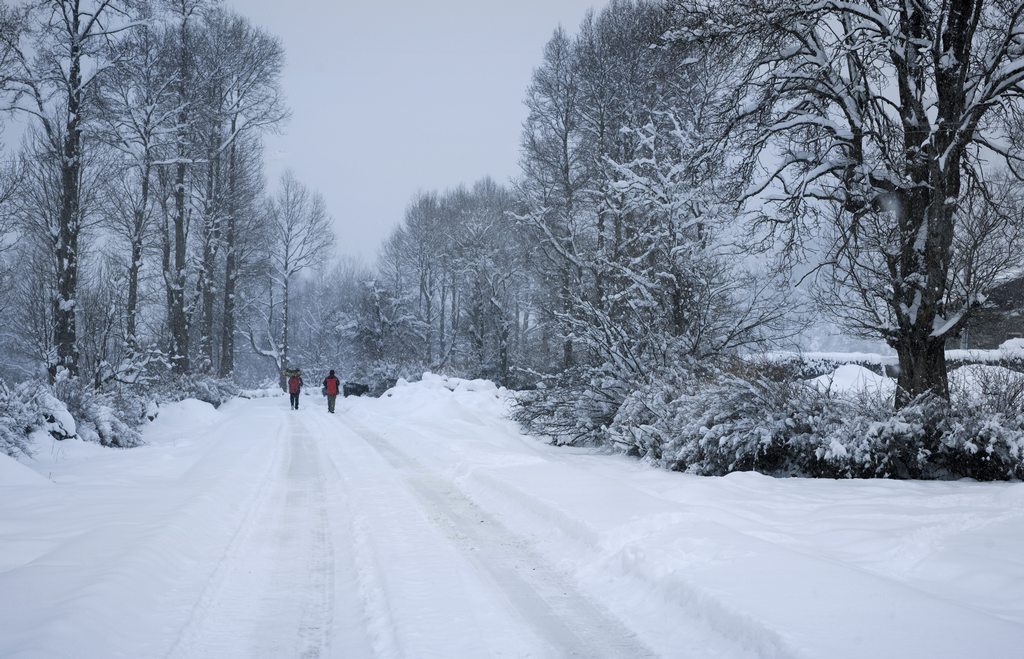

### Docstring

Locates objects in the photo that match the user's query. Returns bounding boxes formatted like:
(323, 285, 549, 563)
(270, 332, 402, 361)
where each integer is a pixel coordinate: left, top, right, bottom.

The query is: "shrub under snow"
(0, 372, 244, 458)
(160, 376, 240, 409)
(0, 380, 77, 459)
(535, 364, 1024, 481)
(53, 377, 142, 448)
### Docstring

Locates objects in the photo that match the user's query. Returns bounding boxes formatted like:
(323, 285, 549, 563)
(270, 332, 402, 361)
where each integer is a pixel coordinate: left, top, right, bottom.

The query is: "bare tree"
(160, 0, 213, 375)
(519, 26, 588, 371)
(212, 10, 287, 377)
(259, 171, 333, 383)
(677, 0, 1024, 404)
(97, 19, 178, 353)
(0, 0, 138, 379)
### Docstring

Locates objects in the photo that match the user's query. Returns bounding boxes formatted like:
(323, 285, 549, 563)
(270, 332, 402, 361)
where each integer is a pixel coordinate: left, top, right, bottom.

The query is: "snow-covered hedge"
(0, 380, 77, 459)
(513, 366, 632, 446)
(604, 371, 1024, 481)
(158, 375, 240, 409)
(763, 344, 1024, 380)
(0, 373, 243, 458)
(52, 376, 142, 448)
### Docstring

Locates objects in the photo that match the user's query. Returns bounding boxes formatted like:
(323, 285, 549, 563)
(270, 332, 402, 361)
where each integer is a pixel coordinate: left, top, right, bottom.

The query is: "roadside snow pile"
(1, 373, 243, 461)
(386, 373, 504, 398)
(947, 337, 1024, 364)
(765, 343, 1024, 379)
(161, 376, 239, 409)
(239, 386, 282, 399)
(808, 363, 896, 399)
(760, 351, 897, 378)
(375, 373, 512, 432)
(0, 453, 49, 486)
(998, 337, 1024, 353)
(145, 399, 222, 447)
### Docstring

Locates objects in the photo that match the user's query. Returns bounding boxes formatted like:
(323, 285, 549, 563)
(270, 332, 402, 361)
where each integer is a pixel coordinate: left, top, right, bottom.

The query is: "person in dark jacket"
(323, 370, 341, 413)
(287, 372, 303, 410)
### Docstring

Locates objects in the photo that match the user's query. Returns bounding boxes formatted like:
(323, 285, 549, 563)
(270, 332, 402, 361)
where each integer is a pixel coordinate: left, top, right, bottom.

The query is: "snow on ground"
(2, 376, 1023, 658)
(768, 339, 1024, 366)
(0, 454, 48, 487)
(949, 364, 1024, 406)
(807, 363, 896, 398)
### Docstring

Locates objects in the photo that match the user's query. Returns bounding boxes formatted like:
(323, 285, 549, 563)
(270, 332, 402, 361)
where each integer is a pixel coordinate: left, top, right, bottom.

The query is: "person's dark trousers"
(290, 393, 300, 409)
(327, 394, 337, 413)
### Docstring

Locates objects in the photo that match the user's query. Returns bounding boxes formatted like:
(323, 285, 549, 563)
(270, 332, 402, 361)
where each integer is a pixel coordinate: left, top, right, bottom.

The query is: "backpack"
(288, 376, 301, 394)
(324, 376, 339, 396)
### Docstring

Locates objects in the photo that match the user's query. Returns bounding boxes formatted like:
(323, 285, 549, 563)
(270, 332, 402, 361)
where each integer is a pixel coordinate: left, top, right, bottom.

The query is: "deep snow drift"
(1, 375, 1022, 658)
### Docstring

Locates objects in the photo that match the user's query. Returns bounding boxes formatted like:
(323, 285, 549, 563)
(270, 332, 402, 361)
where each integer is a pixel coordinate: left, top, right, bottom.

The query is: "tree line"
(294, 0, 1024, 409)
(0, 0, 334, 390)
(5, 0, 1024, 460)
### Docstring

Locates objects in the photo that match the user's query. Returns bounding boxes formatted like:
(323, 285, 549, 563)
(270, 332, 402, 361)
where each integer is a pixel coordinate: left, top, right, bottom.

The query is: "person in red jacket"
(323, 369, 341, 413)
(287, 372, 303, 410)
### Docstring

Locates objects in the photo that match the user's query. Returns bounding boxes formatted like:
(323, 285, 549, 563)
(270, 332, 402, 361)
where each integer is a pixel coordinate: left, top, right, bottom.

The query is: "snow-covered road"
(2, 376, 1024, 658)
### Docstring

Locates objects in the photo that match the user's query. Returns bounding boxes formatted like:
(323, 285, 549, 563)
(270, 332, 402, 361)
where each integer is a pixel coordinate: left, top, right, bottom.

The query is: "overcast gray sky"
(225, 0, 599, 262)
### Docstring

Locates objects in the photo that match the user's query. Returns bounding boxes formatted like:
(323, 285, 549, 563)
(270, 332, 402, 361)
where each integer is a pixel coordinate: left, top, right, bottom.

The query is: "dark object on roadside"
(343, 382, 370, 397)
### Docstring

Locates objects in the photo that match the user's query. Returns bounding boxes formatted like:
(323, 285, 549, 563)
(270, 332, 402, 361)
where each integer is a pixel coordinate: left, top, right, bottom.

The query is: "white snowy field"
(2, 375, 1023, 658)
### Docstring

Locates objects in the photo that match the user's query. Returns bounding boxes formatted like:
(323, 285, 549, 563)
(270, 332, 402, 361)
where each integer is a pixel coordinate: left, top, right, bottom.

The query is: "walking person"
(288, 371, 303, 410)
(323, 369, 341, 413)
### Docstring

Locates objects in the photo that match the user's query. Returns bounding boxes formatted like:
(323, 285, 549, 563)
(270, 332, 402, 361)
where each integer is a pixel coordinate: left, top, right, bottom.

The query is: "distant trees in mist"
(304, 0, 1024, 432)
(296, 1, 796, 422)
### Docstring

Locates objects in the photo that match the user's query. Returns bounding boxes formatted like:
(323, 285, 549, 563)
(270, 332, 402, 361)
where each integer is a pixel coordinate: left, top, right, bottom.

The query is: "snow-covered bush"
(52, 376, 141, 448)
(0, 380, 77, 458)
(758, 354, 891, 380)
(596, 366, 1024, 481)
(156, 375, 240, 409)
(513, 366, 632, 446)
(609, 372, 861, 477)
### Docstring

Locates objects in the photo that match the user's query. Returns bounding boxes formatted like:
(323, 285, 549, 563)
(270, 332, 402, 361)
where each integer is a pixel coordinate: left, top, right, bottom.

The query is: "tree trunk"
(439, 275, 447, 367)
(282, 273, 291, 374)
(168, 13, 192, 375)
(198, 137, 220, 373)
(51, 22, 83, 381)
(895, 337, 948, 406)
(498, 316, 510, 386)
(219, 138, 239, 378)
(423, 269, 433, 365)
(561, 269, 573, 370)
(169, 151, 190, 374)
(126, 164, 150, 351)
(126, 238, 143, 349)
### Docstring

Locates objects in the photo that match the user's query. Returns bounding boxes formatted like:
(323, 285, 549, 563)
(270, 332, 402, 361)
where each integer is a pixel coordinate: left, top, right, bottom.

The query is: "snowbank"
(0, 453, 49, 486)
(145, 398, 222, 447)
(382, 373, 509, 419)
(767, 342, 1024, 370)
(808, 363, 896, 398)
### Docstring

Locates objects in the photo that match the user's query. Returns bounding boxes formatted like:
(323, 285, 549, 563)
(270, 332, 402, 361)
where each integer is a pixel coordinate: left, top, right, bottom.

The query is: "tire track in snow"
(304, 411, 394, 659)
(164, 418, 288, 658)
(384, 425, 804, 659)
(166, 414, 335, 659)
(337, 415, 657, 659)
